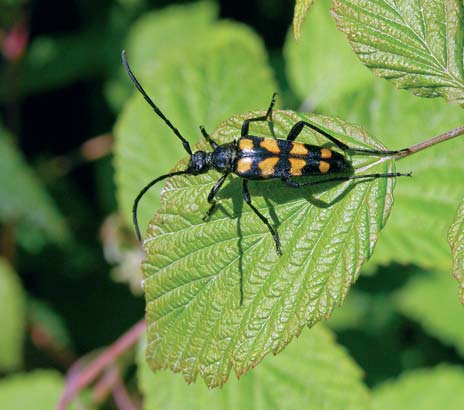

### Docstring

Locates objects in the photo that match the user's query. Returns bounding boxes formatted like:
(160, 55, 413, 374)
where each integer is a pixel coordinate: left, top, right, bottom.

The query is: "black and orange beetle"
(122, 50, 410, 255)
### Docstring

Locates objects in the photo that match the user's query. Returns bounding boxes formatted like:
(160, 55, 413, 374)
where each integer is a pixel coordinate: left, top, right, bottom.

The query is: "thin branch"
(92, 366, 119, 404)
(58, 319, 145, 410)
(393, 124, 464, 160)
(112, 371, 140, 410)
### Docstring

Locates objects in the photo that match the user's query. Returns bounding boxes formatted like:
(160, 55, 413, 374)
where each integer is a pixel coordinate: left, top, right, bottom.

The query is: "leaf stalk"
(393, 125, 464, 160)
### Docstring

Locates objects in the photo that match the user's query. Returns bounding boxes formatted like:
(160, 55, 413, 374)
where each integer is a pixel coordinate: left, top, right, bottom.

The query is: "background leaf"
(394, 268, 464, 356)
(449, 198, 464, 303)
(0, 27, 117, 103)
(0, 127, 69, 248)
(319, 80, 464, 272)
(115, 7, 277, 233)
(373, 366, 464, 410)
(332, 0, 464, 105)
(139, 325, 371, 410)
(0, 258, 25, 371)
(143, 110, 398, 387)
(293, 0, 314, 40)
(124, 1, 218, 77)
(0, 370, 64, 410)
(285, 0, 372, 109)
(105, 1, 218, 111)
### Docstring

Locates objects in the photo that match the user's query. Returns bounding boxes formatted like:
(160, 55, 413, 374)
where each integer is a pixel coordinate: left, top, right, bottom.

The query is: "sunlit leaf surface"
(333, 0, 464, 105)
(138, 325, 371, 409)
(142, 110, 398, 387)
(293, 0, 314, 40)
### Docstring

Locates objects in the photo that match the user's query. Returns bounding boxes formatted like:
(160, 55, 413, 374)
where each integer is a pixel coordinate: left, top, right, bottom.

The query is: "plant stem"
(394, 125, 464, 160)
(58, 319, 145, 410)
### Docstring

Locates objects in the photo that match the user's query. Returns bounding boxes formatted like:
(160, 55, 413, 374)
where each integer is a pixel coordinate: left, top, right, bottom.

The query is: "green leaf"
(319, 80, 464, 271)
(293, 0, 314, 40)
(142, 110, 398, 387)
(139, 325, 371, 410)
(0, 127, 69, 248)
(394, 268, 464, 356)
(373, 366, 464, 410)
(285, 0, 372, 108)
(0, 370, 64, 410)
(106, 1, 218, 112)
(332, 0, 464, 105)
(115, 20, 277, 232)
(449, 198, 464, 304)
(125, 1, 218, 76)
(0, 258, 25, 371)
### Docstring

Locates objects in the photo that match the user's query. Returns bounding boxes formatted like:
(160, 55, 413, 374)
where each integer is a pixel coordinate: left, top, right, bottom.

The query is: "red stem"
(112, 372, 140, 410)
(58, 319, 146, 410)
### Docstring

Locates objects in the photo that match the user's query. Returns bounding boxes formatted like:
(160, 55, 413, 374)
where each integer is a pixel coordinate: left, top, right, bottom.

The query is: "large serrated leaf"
(139, 325, 371, 410)
(319, 80, 464, 271)
(373, 366, 464, 410)
(394, 268, 464, 356)
(332, 0, 464, 105)
(449, 198, 464, 304)
(285, 0, 372, 108)
(0, 258, 25, 371)
(293, 0, 314, 40)
(0, 127, 69, 247)
(115, 21, 276, 232)
(143, 110, 398, 387)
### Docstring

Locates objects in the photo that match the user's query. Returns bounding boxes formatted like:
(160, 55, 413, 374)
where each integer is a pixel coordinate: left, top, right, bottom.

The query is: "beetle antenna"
(133, 170, 190, 242)
(121, 50, 192, 155)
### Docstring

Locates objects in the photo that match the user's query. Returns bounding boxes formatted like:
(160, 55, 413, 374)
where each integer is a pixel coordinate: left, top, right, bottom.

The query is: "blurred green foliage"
(0, 126, 69, 250)
(138, 326, 370, 410)
(0, 258, 25, 371)
(0, 370, 65, 410)
(373, 366, 464, 410)
(1, 0, 464, 408)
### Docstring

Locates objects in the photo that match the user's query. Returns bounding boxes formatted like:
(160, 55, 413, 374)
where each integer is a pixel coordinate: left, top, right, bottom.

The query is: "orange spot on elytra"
(321, 148, 332, 159)
(319, 160, 330, 173)
(237, 157, 253, 174)
(258, 157, 279, 177)
(289, 158, 306, 176)
(289, 142, 308, 156)
(239, 138, 254, 152)
(260, 139, 280, 154)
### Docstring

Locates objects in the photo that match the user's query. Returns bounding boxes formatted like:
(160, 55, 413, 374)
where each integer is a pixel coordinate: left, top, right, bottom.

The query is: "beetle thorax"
(211, 142, 237, 173)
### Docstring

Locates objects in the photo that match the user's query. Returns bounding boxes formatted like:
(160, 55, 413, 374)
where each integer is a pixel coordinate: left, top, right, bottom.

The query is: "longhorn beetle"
(122, 50, 410, 255)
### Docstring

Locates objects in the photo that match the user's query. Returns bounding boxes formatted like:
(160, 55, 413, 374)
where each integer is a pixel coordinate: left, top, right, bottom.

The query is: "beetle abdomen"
(234, 136, 350, 179)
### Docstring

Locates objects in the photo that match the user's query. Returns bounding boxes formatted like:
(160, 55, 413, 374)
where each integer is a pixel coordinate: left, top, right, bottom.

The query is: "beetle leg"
(286, 120, 406, 156)
(202, 173, 229, 221)
(282, 172, 411, 188)
(199, 125, 218, 150)
(241, 92, 277, 137)
(242, 179, 282, 255)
